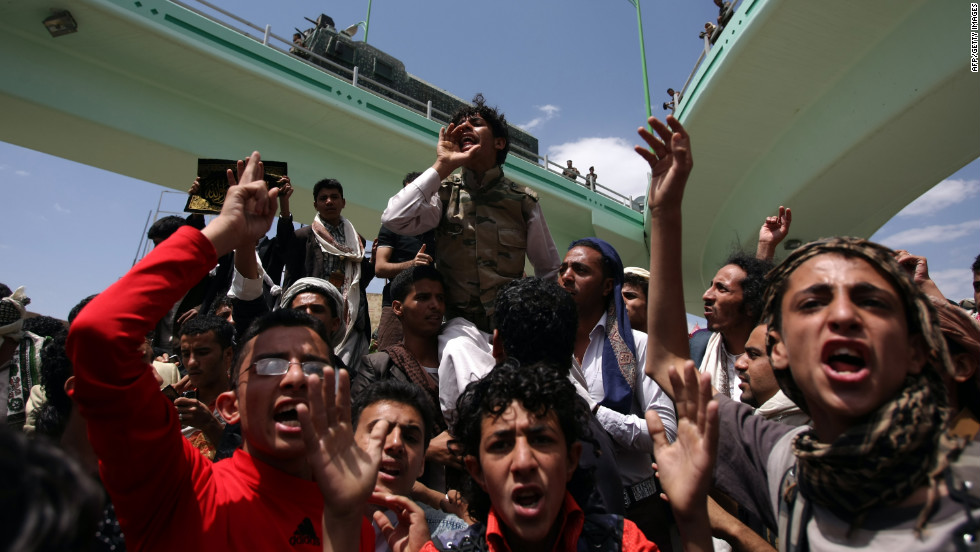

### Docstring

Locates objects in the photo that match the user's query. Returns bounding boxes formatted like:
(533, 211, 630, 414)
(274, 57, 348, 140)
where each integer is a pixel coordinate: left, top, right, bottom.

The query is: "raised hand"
(297, 366, 391, 551)
(201, 152, 280, 256)
(647, 361, 716, 552)
(635, 115, 693, 213)
(370, 493, 431, 552)
(433, 123, 477, 178)
(413, 244, 432, 267)
(894, 250, 946, 301)
(277, 176, 294, 219)
(757, 206, 792, 260)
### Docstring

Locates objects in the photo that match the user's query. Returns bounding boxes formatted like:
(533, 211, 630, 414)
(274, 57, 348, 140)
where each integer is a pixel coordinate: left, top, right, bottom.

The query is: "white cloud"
(546, 136, 651, 200)
(519, 104, 560, 131)
(14, 170, 29, 177)
(897, 178, 980, 217)
(928, 268, 975, 302)
(878, 220, 980, 247)
(53, 203, 70, 214)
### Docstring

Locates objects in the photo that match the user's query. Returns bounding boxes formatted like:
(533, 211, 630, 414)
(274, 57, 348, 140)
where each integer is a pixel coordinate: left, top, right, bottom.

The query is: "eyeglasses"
(249, 358, 330, 376)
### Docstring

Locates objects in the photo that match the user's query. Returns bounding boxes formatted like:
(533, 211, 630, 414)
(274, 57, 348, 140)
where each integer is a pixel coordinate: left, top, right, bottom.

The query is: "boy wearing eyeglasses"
(66, 154, 374, 551)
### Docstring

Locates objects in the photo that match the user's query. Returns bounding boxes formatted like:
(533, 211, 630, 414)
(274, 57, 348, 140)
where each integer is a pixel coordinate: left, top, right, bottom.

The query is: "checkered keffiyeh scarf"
(1, 287, 43, 428)
(761, 237, 956, 530)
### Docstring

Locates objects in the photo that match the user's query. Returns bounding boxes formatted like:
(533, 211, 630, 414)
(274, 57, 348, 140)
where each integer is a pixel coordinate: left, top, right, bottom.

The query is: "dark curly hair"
(450, 93, 510, 166)
(34, 330, 72, 439)
(67, 294, 98, 326)
(493, 278, 577, 375)
(972, 253, 980, 275)
(22, 316, 67, 339)
(451, 359, 591, 522)
(721, 251, 773, 326)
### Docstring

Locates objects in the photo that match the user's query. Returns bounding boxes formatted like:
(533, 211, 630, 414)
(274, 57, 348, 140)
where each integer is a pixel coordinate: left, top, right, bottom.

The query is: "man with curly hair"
(303, 359, 716, 552)
(689, 251, 772, 401)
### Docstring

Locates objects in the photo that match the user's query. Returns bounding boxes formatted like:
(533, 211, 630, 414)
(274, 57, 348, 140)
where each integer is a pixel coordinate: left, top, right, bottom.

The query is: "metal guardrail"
(673, 0, 742, 116)
(167, 0, 643, 211)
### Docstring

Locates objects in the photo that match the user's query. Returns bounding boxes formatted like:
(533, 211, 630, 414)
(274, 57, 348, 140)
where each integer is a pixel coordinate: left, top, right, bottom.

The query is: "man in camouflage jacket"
(381, 95, 559, 332)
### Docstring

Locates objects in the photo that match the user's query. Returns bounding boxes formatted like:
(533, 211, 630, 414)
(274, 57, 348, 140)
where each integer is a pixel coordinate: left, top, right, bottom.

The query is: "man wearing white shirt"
(559, 238, 676, 548)
(381, 94, 559, 332)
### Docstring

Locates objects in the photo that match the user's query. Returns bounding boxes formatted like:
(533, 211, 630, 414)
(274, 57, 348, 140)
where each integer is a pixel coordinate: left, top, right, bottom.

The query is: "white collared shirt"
(571, 312, 677, 485)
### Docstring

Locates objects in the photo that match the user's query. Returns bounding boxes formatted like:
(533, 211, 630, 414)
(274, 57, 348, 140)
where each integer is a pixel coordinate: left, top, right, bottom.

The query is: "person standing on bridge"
(381, 94, 560, 332)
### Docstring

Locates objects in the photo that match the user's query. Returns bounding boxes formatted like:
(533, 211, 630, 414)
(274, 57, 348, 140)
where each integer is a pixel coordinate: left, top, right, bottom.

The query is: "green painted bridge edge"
(104, 0, 647, 229)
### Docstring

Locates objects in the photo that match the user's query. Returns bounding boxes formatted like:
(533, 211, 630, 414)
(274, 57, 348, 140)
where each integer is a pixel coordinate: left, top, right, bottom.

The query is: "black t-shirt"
(376, 226, 436, 306)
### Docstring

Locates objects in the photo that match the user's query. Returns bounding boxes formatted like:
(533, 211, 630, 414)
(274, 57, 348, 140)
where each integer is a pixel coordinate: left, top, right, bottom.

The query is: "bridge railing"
(167, 0, 641, 211)
(669, 0, 743, 116)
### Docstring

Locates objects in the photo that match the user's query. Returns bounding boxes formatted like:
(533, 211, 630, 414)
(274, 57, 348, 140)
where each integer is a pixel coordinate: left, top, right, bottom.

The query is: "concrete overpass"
(672, 0, 979, 308)
(0, 0, 646, 268)
(1, 0, 976, 310)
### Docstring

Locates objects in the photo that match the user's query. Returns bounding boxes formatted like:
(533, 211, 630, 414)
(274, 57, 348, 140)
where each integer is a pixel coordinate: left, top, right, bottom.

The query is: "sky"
(1, 0, 978, 320)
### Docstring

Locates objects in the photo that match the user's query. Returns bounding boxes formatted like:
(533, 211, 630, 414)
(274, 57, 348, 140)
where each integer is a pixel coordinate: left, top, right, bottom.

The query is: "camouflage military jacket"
(436, 166, 538, 331)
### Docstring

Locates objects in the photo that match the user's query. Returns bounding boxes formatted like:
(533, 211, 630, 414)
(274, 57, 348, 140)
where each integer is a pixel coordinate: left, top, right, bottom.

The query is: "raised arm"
(638, 115, 694, 400)
(375, 244, 432, 279)
(647, 362, 717, 552)
(755, 206, 791, 261)
(894, 250, 947, 302)
(431, 123, 482, 180)
(382, 123, 486, 235)
(201, 152, 280, 257)
(297, 366, 391, 552)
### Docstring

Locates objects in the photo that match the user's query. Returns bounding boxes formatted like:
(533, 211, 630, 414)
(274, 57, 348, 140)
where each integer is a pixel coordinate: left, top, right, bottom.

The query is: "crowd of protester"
(1, 96, 978, 552)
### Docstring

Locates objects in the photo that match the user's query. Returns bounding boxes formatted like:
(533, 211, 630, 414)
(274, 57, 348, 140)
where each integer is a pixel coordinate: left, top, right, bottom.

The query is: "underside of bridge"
(1, 0, 976, 310)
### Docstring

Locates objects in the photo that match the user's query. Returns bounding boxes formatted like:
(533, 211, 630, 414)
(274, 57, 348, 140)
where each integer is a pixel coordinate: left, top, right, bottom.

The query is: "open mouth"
(379, 461, 402, 478)
(511, 487, 543, 515)
(823, 346, 866, 373)
(274, 405, 301, 428)
(459, 134, 478, 151)
(820, 342, 871, 383)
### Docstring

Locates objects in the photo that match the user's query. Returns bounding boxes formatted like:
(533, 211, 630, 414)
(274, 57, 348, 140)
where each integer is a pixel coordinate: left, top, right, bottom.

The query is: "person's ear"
(63, 375, 76, 394)
(566, 442, 582, 482)
(464, 455, 487, 491)
(491, 329, 505, 363)
(951, 352, 978, 383)
(602, 277, 614, 299)
(392, 300, 403, 318)
(493, 137, 506, 152)
(222, 346, 234, 373)
(215, 391, 240, 425)
(767, 329, 788, 371)
(906, 334, 926, 375)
